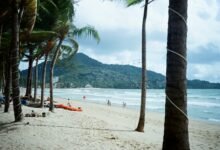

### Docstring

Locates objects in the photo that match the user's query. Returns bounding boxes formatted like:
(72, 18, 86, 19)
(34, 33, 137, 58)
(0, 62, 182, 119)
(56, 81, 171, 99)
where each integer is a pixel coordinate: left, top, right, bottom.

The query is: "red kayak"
(55, 104, 82, 112)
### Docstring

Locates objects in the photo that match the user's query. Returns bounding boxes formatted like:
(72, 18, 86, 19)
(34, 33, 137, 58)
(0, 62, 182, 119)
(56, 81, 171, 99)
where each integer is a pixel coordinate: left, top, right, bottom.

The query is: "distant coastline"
(20, 53, 220, 89)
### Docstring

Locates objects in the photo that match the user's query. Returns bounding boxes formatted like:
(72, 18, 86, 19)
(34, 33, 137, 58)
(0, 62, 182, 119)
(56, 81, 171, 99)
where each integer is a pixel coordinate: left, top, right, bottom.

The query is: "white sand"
(0, 98, 220, 150)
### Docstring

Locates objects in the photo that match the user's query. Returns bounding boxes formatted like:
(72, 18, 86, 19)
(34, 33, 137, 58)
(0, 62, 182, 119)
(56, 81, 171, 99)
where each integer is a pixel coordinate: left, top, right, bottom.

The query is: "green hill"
(20, 53, 220, 89)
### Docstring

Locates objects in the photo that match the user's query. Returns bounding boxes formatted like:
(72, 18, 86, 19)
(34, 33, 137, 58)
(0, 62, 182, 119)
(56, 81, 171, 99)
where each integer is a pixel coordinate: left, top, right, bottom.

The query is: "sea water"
(42, 88, 220, 123)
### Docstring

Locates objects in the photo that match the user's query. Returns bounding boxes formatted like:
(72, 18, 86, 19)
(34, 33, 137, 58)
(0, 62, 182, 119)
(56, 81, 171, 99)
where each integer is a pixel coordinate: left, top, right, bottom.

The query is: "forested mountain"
(20, 53, 220, 89)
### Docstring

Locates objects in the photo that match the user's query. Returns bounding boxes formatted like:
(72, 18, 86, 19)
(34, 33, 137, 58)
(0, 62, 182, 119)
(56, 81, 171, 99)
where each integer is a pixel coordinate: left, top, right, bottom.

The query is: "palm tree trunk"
(136, 0, 148, 132)
(25, 48, 34, 99)
(4, 52, 11, 112)
(2, 58, 5, 94)
(49, 39, 63, 112)
(162, 0, 189, 149)
(11, 0, 23, 122)
(0, 25, 3, 47)
(33, 57, 38, 102)
(40, 53, 48, 107)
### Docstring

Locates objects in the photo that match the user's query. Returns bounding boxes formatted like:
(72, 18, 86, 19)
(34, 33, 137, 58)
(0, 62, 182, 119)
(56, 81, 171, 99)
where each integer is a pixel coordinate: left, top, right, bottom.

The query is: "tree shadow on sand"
(24, 123, 134, 133)
(0, 121, 22, 134)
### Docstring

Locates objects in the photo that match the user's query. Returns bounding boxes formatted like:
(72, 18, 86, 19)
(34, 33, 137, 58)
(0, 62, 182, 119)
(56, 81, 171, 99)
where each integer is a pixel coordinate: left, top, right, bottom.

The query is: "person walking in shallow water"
(123, 102, 126, 108)
(67, 98, 71, 107)
(107, 100, 111, 106)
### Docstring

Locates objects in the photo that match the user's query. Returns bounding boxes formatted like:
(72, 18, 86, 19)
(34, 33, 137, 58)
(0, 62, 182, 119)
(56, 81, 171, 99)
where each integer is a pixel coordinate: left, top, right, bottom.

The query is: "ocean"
(41, 88, 220, 123)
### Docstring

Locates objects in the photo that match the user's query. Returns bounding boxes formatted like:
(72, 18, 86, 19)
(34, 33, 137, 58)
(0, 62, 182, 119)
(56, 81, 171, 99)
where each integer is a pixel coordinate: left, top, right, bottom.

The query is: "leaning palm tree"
(33, 56, 39, 102)
(40, 39, 56, 107)
(162, 0, 190, 149)
(49, 20, 100, 112)
(24, 44, 36, 99)
(49, 21, 69, 112)
(19, 31, 57, 101)
(33, 47, 45, 102)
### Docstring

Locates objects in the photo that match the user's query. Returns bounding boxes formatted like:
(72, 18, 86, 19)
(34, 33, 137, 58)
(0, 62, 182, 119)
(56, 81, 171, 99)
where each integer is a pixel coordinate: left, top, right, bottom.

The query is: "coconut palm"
(120, 0, 149, 132)
(33, 56, 39, 102)
(47, 0, 100, 112)
(162, 0, 190, 149)
(33, 46, 45, 102)
(19, 31, 57, 100)
(6, 0, 37, 121)
(40, 39, 56, 107)
(24, 44, 36, 99)
(0, 0, 57, 119)
(10, 0, 23, 121)
(49, 20, 100, 112)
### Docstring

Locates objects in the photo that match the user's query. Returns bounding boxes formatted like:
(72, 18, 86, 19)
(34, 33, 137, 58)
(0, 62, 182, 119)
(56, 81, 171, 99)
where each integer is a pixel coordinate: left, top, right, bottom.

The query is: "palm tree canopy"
(1, 31, 57, 50)
(21, 0, 38, 33)
(70, 25, 100, 44)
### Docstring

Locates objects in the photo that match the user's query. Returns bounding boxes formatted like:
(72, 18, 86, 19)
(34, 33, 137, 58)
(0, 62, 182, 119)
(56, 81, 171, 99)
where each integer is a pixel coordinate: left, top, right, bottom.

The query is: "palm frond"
(126, 0, 143, 7)
(68, 38, 79, 52)
(59, 39, 78, 59)
(73, 25, 100, 43)
(21, 0, 38, 33)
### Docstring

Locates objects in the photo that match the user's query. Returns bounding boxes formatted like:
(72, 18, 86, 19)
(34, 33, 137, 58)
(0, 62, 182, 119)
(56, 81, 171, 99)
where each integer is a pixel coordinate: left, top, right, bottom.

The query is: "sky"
(20, 0, 220, 83)
(72, 0, 220, 83)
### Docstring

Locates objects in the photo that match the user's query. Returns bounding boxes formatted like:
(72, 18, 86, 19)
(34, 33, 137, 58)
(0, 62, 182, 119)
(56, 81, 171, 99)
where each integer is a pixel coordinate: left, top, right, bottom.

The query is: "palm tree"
(40, 52, 49, 107)
(33, 56, 39, 102)
(122, 0, 149, 132)
(33, 48, 44, 102)
(135, 0, 148, 132)
(162, 0, 190, 149)
(11, 0, 23, 121)
(40, 40, 55, 107)
(48, 0, 100, 112)
(24, 45, 36, 99)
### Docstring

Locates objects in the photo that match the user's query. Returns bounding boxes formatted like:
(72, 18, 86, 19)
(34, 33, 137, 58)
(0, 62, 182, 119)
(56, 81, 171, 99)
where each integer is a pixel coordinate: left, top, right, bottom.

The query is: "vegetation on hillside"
(20, 53, 220, 89)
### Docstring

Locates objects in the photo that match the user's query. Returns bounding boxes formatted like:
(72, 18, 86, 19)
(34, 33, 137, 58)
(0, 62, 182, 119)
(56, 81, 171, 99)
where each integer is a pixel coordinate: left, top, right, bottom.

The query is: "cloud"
(76, 28, 141, 54)
(188, 43, 220, 64)
(197, 11, 210, 20)
(72, 0, 220, 82)
(188, 63, 220, 83)
(216, 0, 220, 21)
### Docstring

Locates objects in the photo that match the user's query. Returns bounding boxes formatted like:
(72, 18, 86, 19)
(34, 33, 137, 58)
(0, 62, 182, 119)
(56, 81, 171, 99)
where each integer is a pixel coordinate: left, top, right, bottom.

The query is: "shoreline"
(24, 88, 220, 124)
(45, 93, 220, 125)
(0, 97, 220, 149)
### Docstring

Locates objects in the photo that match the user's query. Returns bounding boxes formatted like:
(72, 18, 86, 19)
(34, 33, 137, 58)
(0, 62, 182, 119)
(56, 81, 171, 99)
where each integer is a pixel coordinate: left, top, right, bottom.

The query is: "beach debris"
(25, 113, 31, 117)
(105, 135, 118, 140)
(24, 111, 46, 117)
(31, 110, 36, 117)
(36, 114, 42, 117)
(21, 99, 27, 105)
(42, 112, 46, 117)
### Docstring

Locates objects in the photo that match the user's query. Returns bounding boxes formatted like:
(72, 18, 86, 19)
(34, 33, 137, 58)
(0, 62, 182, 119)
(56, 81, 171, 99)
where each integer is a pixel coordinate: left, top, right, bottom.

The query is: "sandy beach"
(0, 98, 220, 150)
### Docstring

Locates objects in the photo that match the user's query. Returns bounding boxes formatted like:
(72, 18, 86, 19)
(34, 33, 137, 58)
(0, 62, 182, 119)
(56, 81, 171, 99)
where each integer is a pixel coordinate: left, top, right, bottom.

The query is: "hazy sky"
(72, 0, 220, 83)
(19, 0, 220, 83)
